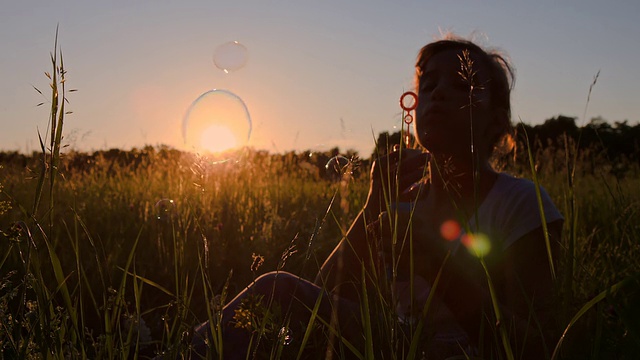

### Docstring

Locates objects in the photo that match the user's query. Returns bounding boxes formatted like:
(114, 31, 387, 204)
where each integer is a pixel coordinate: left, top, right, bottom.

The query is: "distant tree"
(582, 117, 640, 162)
(514, 115, 640, 177)
(0, 151, 28, 168)
(517, 115, 579, 150)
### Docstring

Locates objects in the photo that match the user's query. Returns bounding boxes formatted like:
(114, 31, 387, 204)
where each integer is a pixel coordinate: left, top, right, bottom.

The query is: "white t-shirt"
(410, 173, 563, 358)
(464, 172, 563, 251)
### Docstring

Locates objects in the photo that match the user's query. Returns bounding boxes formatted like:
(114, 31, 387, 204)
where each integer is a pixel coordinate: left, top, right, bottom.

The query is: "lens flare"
(440, 220, 461, 241)
(461, 232, 491, 257)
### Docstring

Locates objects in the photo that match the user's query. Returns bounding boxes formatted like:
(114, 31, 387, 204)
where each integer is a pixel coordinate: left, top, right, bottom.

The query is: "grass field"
(1, 140, 639, 359)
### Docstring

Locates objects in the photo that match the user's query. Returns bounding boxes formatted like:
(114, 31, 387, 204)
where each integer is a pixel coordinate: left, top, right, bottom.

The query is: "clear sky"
(2, 1, 639, 156)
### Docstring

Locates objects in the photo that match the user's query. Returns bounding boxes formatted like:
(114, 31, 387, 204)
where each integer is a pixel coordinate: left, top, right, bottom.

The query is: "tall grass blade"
(296, 290, 324, 360)
(406, 251, 451, 358)
(520, 121, 556, 280)
(481, 258, 515, 360)
(120, 270, 175, 297)
(31, 130, 46, 215)
(360, 264, 374, 359)
(36, 222, 81, 351)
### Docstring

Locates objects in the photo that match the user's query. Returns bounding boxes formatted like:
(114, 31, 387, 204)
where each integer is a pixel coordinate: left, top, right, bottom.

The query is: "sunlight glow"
(200, 124, 238, 153)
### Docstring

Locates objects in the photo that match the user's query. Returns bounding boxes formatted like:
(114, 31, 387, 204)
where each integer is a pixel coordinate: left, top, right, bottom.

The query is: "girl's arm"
(314, 209, 380, 302)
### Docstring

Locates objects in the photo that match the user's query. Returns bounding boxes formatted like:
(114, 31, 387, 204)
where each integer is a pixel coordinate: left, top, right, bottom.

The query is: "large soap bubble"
(182, 89, 252, 154)
(213, 41, 248, 73)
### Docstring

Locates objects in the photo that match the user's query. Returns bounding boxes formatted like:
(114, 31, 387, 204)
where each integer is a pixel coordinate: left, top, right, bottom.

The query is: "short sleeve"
(467, 174, 564, 251)
(496, 177, 563, 249)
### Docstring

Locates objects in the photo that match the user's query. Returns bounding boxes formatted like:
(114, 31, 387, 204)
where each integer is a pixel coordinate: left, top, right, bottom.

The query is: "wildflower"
(250, 253, 264, 272)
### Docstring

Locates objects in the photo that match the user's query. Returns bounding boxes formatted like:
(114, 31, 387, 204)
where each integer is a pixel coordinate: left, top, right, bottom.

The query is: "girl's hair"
(415, 34, 516, 156)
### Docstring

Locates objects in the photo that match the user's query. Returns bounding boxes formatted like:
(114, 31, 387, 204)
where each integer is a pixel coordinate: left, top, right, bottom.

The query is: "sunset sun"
(200, 124, 238, 153)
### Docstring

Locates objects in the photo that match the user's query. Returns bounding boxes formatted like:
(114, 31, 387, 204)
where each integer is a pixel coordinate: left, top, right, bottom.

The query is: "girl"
(191, 35, 563, 359)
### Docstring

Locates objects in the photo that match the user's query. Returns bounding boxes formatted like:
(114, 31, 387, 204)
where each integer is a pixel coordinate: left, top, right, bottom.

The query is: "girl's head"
(413, 35, 515, 158)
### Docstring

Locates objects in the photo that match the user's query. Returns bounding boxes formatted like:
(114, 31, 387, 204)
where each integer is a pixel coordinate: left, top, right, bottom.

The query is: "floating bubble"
(461, 232, 491, 258)
(440, 220, 461, 241)
(325, 155, 351, 180)
(278, 326, 293, 346)
(155, 199, 176, 222)
(213, 41, 248, 73)
(182, 89, 251, 156)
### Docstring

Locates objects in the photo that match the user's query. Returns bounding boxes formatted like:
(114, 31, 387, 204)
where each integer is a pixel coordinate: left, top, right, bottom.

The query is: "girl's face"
(414, 48, 497, 158)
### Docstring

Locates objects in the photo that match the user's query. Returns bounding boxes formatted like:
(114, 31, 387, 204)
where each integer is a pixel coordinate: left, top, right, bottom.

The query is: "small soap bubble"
(155, 199, 176, 222)
(213, 41, 248, 73)
(325, 155, 351, 180)
(278, 326, 293, 346)
(182, 89, 252, 157)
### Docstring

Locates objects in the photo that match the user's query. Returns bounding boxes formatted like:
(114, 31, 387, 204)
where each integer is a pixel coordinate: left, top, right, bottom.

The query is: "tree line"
(1, 116, 638, 178)
(517, 115, 640, 162)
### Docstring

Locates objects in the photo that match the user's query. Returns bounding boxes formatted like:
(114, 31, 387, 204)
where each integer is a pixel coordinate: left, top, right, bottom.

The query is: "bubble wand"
(399, 91, 418, 148)
(398, 91, 429, 197)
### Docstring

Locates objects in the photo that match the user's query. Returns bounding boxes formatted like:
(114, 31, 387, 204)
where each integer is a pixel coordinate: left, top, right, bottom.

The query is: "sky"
(2, 1, 639, 157)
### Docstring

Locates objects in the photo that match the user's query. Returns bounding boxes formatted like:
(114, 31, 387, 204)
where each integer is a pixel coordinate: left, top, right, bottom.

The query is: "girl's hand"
(376, 209, 427, 281)
(364, 149, 429, 218)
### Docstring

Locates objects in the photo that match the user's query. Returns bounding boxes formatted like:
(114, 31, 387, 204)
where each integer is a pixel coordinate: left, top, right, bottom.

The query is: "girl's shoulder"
(488, 172, 550, 205)
(477, 172, 563, 250)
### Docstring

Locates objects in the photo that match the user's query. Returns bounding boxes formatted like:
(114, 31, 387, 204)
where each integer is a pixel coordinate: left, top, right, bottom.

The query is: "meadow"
(1, 39, 639, 359)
